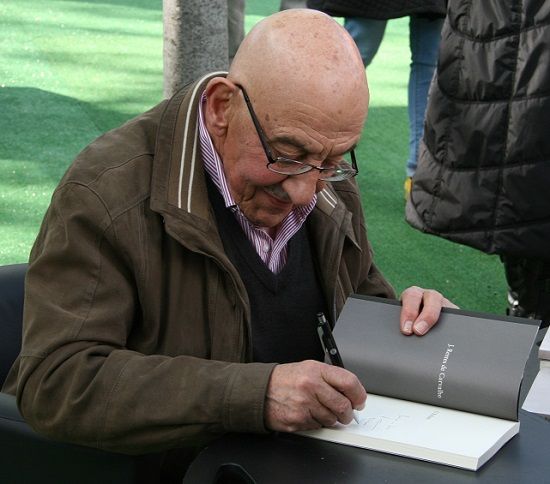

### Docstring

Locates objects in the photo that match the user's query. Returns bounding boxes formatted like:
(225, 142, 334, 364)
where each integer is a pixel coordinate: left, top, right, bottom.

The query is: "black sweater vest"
(207, 180, 326, 363)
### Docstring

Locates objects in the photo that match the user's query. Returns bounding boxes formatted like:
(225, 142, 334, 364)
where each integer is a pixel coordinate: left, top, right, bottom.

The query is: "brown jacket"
(3, 73, 395, 457)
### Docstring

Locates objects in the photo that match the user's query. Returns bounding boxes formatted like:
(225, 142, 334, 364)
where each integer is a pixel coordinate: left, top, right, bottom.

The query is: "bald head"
(228, 9, 368, 115)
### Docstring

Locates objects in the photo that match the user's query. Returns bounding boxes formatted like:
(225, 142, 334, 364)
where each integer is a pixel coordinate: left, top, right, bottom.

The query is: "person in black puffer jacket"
(406, 0, 550, 326)
(308, 0, 446, 195)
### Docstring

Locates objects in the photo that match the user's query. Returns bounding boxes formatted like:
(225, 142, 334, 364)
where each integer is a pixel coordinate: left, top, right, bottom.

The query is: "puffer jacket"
(3, 72, 395, 462)
(307, 0, 446, 20)
(407, 0, 550, 261)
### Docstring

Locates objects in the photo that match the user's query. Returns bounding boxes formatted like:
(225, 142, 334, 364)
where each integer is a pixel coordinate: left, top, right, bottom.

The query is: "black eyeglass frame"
(235, 84, 359, 182)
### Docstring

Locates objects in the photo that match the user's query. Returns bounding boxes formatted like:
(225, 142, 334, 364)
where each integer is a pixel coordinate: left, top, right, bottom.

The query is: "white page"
(522, 367, 550, 417)
(300, 394, 519, 470)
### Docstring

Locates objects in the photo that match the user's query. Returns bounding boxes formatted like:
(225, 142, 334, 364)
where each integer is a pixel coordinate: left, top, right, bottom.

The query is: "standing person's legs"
(502, 255, 550, 327)
(228, 0, 245, 64)
(343, 18, 387, 67)
(406, 15, 443, 178)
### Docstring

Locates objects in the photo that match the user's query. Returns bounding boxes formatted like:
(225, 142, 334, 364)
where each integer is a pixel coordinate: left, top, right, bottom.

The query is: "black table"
(183, 410, 550, 483)
(184, 330, 550, 483)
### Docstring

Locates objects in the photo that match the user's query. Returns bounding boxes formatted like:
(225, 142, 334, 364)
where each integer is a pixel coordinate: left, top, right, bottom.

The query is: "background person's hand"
(399, 286, 458, 336)
(264, 360, 366, 432)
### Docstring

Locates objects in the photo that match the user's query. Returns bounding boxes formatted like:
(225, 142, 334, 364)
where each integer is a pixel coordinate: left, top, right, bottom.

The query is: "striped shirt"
(197, 93, 316, 274)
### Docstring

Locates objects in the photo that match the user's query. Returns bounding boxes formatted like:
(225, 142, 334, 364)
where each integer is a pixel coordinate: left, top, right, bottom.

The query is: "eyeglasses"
(235, 84, 359, 182)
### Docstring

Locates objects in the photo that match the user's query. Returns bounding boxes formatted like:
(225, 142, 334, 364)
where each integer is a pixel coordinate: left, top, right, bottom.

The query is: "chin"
(256, 219, 283, 230)
(249, 213, 286, 230)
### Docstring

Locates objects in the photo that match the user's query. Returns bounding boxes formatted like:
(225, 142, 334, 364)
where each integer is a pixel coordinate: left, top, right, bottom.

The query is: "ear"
(203, 77, 239, 138)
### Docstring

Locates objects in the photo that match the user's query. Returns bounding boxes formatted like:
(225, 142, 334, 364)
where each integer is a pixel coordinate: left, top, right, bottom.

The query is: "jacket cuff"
(223, 362, 277, 433)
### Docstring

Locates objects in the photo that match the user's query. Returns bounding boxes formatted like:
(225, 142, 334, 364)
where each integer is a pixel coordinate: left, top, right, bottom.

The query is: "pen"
(316, 312, 361, 424)
(317, 312, 344, 366)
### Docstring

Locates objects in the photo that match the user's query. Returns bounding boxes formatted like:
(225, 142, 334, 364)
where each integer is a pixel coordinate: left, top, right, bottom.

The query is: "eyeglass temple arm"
(235, 84, 277, 163)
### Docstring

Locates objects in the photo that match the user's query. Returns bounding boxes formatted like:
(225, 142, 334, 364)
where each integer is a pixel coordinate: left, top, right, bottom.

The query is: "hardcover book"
(300, 295, 539, 471)
(522, 328, 550, 417)
(540, 329, 550, 368)
(522, 368, 550, 417)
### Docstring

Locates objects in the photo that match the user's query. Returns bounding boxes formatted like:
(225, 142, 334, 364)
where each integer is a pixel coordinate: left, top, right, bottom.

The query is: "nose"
(281, 169, 321, 206)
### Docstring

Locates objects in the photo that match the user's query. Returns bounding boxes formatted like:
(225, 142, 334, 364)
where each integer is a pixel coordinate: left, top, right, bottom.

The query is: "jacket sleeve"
(12, 182, 275, 455)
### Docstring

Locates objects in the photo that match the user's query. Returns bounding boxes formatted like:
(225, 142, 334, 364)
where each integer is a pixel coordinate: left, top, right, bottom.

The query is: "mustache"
(263, 184, 291, 202)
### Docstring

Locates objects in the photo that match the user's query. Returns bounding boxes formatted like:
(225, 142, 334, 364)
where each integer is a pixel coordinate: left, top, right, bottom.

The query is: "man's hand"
(264, 360, 366, 432)
(400, 286, 458, 336)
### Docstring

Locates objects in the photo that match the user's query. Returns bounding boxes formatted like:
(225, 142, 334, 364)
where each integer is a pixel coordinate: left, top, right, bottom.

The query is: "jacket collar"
(315, 184, 361, 250)
(150, 71, 226, 225)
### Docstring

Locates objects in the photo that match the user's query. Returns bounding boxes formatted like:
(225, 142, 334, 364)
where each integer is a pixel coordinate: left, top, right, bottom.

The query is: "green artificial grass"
(0, 0, 507, 314)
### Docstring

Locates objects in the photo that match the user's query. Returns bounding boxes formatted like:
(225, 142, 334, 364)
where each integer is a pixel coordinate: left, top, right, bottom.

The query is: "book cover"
(300, 295, 538, 470)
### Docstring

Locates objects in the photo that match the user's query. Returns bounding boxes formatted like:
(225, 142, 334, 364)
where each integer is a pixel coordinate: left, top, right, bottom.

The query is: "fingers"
(310, 365, 366, 427)
(264, 361, 365, 432)
(320, 364, 367, 414)
(400, 286, 458, 336)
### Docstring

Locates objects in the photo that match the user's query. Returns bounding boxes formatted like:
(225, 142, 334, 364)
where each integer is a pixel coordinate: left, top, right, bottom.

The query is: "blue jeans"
(345, 15, 443, 177)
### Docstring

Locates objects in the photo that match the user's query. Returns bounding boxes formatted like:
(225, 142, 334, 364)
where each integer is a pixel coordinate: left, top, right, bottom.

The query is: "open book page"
(300, 394, 519, 471)
(334, 296, 539, 420)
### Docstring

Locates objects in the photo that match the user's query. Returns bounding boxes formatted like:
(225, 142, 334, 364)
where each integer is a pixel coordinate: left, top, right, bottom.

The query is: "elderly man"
(4, 8, 453, 480)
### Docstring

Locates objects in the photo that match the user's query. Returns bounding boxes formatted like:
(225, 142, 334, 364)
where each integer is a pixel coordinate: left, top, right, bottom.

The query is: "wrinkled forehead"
(238, 88, 366, 159)
(247, 78, 368, 134)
